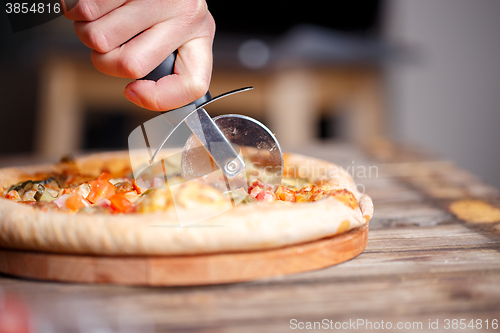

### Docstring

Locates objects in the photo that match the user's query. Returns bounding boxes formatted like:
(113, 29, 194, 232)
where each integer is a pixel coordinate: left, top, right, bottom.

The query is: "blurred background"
(0, 0, 499, 187)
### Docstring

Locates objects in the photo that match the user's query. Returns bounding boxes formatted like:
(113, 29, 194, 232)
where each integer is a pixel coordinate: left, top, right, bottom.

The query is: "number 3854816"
(444, 319, 498, 330)
(6, 2, 61, 14)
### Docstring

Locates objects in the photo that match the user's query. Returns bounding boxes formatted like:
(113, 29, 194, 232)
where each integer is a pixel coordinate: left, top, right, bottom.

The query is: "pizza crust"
(0, 152, 373, 255)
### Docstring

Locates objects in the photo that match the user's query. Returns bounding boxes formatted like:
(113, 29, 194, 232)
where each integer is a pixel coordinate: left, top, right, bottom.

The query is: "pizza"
(0, 151, 373, 255)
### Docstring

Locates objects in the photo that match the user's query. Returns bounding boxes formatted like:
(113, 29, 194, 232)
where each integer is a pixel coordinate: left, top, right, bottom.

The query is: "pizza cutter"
(128, 51, 283, 192)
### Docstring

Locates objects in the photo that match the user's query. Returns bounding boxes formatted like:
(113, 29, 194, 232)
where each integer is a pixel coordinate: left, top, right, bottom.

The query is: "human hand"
(64, 0, 215, 111)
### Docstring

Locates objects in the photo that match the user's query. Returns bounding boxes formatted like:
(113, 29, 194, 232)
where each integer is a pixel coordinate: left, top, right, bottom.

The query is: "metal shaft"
(183, 108, 245, 178)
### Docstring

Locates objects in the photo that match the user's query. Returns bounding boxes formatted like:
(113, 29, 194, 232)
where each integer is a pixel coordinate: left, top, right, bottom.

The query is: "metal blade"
(182, 115, 283, 191)
(183, 108, 245, 179)
(142, 87, 253, 179)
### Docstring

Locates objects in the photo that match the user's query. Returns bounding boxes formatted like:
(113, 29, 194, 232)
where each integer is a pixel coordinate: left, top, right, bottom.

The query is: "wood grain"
(0, 223, 368, 286)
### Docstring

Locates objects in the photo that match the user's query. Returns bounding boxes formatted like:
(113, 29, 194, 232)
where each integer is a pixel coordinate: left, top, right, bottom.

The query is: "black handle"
(139, 51, 211, 108)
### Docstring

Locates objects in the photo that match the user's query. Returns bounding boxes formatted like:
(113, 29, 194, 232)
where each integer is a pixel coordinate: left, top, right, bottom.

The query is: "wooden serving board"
(0, 223, 368, 286)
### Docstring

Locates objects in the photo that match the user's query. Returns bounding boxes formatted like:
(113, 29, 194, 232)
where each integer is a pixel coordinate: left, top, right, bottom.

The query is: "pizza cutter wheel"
(135, 51, 283, 193)
(181, 114, 283, 192)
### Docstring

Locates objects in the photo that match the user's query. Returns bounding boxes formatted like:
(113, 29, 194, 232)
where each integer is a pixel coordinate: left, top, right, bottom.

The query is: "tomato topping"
(249, 185, 263, 197)
(61, 188, 76, 195)
(97, 172, 111, 181)
(249, 182, 277, 202)
(248, 180, 273, 193)
(260, 191, 276, 202)
(65, 193, 89, 212)
(108, 192, 134, 213)
(5, 190, 21, 201)
(86, 173, 115, 203)
(276, 186, 296, 202)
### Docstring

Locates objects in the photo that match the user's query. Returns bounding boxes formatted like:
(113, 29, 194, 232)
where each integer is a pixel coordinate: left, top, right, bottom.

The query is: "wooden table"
(1, 140, 500, 332)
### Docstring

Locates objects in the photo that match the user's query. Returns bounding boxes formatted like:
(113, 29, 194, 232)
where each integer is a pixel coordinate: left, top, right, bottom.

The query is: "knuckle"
(85, 26, 109, 53)
(207, 15, 216, 38)
(120, 56, 146, 79)
(205, 12, 216, 36)
(77, 0, 99, 21)
(179, 0, 207, 27)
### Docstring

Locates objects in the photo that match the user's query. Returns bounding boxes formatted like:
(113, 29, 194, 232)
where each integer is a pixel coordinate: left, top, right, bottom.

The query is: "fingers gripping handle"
(139, 51, 212, 108)
(140, 51, 176, 82)
(138, 51, 245, 179)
